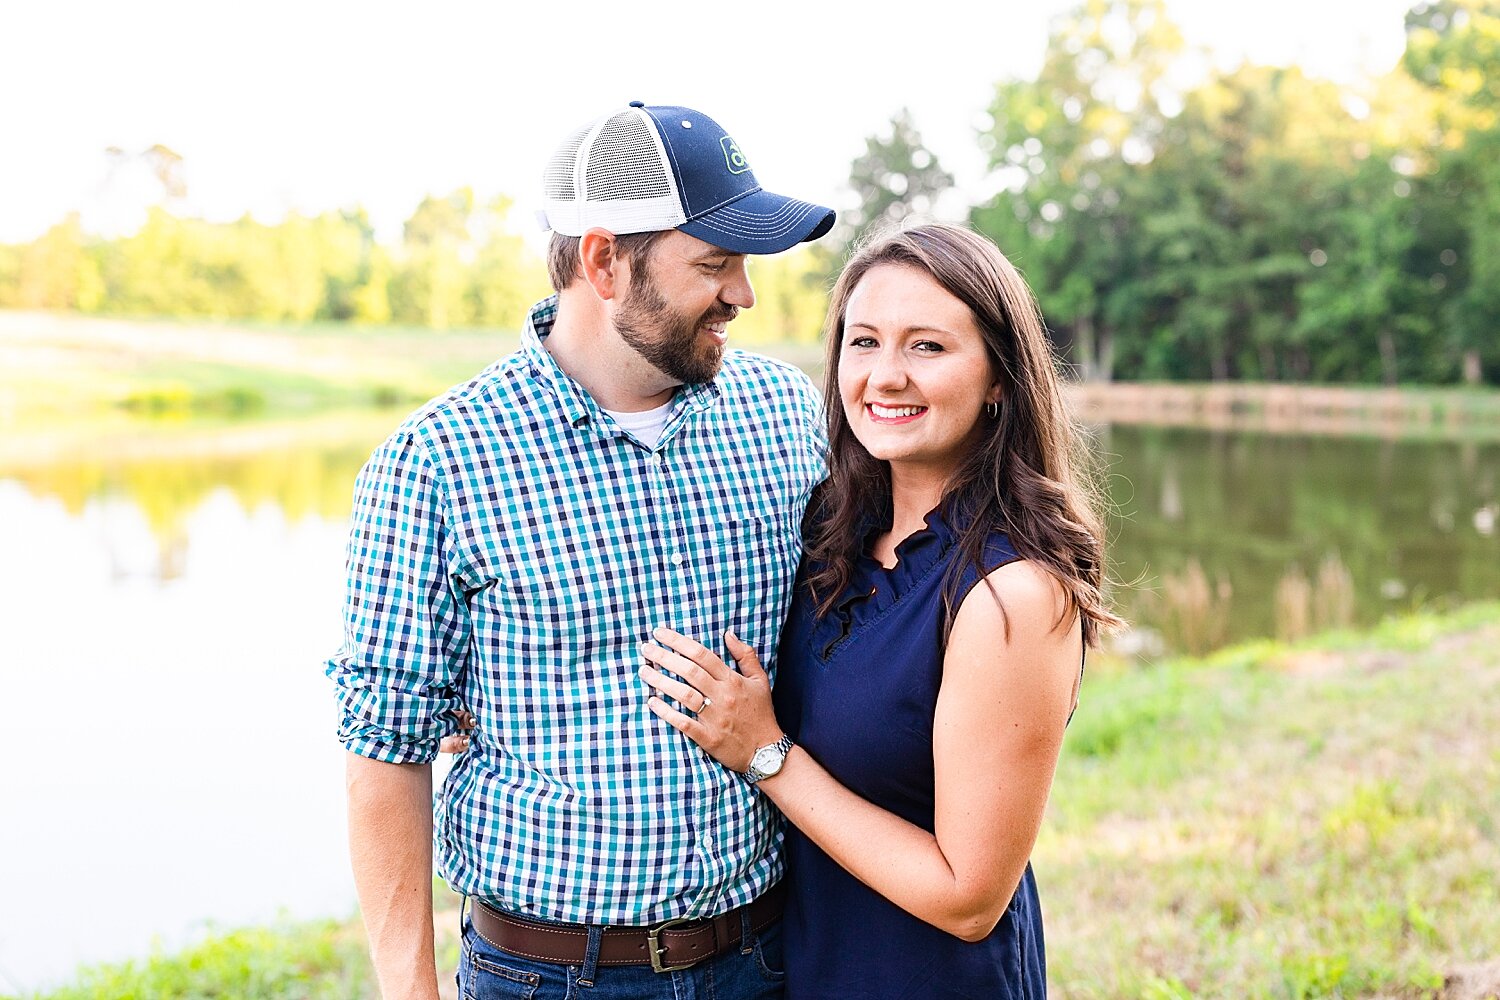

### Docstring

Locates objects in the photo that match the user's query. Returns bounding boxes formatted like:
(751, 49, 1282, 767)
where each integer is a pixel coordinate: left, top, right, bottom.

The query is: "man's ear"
(579, 229, 621, 301)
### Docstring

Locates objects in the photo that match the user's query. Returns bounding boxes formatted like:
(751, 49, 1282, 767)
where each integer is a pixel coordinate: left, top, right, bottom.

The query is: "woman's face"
(837, 263, 1001, 483)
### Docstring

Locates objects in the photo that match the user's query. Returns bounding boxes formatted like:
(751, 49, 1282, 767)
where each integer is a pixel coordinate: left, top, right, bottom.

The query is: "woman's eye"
(847, 335, 877, 349)
(914, 340, 945, 353)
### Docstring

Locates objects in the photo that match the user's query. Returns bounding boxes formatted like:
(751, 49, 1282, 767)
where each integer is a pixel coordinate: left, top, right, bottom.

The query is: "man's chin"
(664, 345, 724, 386)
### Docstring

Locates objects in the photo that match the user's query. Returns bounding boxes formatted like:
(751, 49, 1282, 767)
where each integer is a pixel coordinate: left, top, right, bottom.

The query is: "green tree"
(468, 195, 547, 331)
(12, 213, 103, 310)
(1140, 65, 1355, 380)
(351, 244, 394, 325)
(1404, 0, 1500, 384)
(1294, 147, 1444, 384)
(972, 0, 1185, 381)
(390, 188, 476, 329)
(737, 248, 830, 345)
(838, 108, 954, 248)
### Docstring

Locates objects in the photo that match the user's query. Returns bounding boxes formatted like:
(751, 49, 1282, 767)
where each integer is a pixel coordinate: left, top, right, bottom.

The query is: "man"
(327, 102, 834, 1000)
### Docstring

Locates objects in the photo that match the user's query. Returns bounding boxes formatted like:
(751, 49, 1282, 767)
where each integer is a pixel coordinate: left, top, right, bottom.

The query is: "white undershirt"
(602, 401, 672, 448)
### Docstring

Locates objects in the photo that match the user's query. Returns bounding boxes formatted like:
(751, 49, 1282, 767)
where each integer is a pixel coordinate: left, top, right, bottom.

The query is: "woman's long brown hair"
(804, 223, 1123, 647)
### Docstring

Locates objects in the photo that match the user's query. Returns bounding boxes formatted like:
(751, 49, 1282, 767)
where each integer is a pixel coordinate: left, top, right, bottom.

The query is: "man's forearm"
(346, 752, 440, 1000)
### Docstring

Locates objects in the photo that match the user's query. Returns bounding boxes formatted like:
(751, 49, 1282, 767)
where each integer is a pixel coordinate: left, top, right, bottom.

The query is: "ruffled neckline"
(858, 504, 959, 594)
(808, 504, 962, 661)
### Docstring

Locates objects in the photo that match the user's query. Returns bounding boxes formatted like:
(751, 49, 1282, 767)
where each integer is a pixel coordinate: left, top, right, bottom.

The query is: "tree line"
(1, 0, 1496, 384)
(861, 0, 1497, 385)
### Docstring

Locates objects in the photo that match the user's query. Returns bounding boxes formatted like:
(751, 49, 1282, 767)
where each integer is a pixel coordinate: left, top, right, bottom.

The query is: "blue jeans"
(458, 908, 786, 1000)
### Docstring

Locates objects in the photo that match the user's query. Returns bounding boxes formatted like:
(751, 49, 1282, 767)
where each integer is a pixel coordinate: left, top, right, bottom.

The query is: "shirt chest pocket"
(688, 508, 801, 659)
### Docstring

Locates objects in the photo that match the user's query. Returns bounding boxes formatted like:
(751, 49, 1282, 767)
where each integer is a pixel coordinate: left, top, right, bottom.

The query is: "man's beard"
(613, 260, 735, 386)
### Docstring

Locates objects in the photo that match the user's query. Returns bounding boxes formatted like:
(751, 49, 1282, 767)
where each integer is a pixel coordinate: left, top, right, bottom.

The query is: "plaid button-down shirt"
(327, 296, 827, 924)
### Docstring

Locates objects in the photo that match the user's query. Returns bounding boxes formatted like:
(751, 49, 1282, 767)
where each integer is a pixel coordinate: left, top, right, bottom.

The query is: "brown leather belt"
(469, 881, 785, 973)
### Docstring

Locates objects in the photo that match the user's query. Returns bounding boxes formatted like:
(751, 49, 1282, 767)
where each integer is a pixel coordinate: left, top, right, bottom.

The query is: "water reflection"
(0, 416, 405, 992)
(1100, 425, 1500, 651)
(3, 419, 1497, 640)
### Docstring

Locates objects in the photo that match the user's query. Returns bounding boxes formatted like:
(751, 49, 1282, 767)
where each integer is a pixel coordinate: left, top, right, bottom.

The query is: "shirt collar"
(521, 295, 724, 437)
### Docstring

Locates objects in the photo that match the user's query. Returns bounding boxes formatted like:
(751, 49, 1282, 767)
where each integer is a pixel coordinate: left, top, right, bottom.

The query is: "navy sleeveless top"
(772, 507, 1048, 999)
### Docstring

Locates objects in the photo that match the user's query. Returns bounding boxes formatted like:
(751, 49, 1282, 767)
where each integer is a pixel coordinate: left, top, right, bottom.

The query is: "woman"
(639, 223, 1120, 999)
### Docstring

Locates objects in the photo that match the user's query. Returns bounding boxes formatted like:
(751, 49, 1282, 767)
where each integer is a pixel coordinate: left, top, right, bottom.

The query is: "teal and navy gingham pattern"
(327, 296, 827, 925)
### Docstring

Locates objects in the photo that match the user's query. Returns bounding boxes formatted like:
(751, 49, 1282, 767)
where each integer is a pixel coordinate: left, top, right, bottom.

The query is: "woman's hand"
(640, 627, 784, 773)
(439, 709, 475, 754)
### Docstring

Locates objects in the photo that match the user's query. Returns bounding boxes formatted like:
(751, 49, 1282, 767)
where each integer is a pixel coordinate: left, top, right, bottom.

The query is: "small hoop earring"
(986, 401, 1000, 419)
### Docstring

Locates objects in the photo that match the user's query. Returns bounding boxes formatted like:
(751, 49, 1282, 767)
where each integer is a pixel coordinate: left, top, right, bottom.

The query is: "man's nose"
(721, 260, 755, 310)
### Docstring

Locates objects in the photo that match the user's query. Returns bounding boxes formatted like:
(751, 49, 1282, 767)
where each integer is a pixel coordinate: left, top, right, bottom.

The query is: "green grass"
(1040, 602, 1500, 998)
(6, 887, 464, 1000)
(15, 605, 1500, 999)
(12, 920, 376, 1000)
(0, 310, 517, 423)
(0, 309, 824, 429)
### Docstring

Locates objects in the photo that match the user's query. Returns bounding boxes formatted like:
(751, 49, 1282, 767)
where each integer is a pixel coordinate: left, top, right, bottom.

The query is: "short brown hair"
(547, 230, 669, 292)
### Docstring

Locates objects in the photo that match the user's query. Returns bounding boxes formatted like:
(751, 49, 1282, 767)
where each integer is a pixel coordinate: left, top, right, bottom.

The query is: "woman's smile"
(866, 402, 929, 423)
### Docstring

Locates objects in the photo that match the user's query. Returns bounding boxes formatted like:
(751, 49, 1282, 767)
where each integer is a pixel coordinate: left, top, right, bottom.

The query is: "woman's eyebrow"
(847, 321, 956, 336)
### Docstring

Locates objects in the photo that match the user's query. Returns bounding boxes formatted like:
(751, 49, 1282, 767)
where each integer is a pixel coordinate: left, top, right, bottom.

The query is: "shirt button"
(670, 553, 684, 566)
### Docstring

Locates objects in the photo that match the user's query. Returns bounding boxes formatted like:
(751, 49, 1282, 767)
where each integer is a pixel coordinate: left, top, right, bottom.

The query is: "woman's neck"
(873, 466, 950, 567)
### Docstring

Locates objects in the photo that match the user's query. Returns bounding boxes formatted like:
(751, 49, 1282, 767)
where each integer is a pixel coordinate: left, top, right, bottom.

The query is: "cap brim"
(677, 189, 835, 254)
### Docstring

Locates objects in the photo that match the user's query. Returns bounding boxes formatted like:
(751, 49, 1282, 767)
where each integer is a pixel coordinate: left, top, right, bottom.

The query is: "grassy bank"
(4, 310, 1496, 440)
(1041, 603, 1500, 999)
(15, 605, 1498, 1000)
(0, 309, 824, 426)
(0, 309, 516, 423)
(1071, 382, 1500, 440)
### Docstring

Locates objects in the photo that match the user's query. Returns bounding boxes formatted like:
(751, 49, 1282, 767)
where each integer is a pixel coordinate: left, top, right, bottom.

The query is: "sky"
(0, 0, 1417, 246)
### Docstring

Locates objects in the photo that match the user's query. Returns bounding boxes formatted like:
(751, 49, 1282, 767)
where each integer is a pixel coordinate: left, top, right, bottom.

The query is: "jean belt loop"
(578, 924, 603, 987)
(458, 894, 469, 937)
(739, 904, 755, 956)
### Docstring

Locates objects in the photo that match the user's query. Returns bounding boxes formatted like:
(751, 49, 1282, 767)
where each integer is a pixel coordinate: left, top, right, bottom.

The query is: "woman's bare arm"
(642, 560, 1081, 941)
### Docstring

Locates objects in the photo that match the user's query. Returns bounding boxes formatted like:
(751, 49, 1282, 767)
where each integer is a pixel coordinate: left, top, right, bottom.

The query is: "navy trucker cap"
(538, 102, 836, 254)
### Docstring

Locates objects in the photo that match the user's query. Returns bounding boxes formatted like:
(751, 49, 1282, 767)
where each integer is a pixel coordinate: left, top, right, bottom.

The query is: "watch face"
(752, 746, 780, 775)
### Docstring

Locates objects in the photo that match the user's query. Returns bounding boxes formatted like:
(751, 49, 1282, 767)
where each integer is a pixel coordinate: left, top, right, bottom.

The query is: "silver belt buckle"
(647, 915, 700, 973)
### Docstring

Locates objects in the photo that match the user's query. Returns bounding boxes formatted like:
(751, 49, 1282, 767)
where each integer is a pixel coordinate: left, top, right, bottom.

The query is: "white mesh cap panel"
(542, 124, 591, 201)
(540, 106, 686, 236)
(584, 112, 672, 201)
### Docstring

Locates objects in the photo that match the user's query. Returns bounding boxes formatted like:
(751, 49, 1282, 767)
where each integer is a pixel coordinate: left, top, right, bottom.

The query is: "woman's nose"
(868, 349, 909, 391)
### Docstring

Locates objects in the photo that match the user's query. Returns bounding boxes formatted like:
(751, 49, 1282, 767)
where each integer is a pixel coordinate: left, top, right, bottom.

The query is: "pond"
(0, 415, 1496, 991)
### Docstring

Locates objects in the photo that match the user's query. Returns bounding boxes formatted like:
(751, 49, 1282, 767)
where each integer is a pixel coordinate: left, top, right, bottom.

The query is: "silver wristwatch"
(745, 734, 794, 784)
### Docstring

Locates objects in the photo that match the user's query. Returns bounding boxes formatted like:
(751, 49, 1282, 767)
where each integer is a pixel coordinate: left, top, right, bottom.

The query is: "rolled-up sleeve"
(326, 427, 470, 763)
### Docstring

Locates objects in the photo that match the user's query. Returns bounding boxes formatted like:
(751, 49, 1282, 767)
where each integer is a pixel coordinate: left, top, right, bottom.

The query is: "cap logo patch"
(721, 136, 750, 175)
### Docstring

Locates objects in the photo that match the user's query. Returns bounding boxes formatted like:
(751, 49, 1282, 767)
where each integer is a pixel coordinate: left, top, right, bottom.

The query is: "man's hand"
(346, 753, 441, 1000)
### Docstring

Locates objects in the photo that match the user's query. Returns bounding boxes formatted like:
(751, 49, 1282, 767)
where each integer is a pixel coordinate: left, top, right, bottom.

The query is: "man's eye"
(699, 262, 727, 273)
